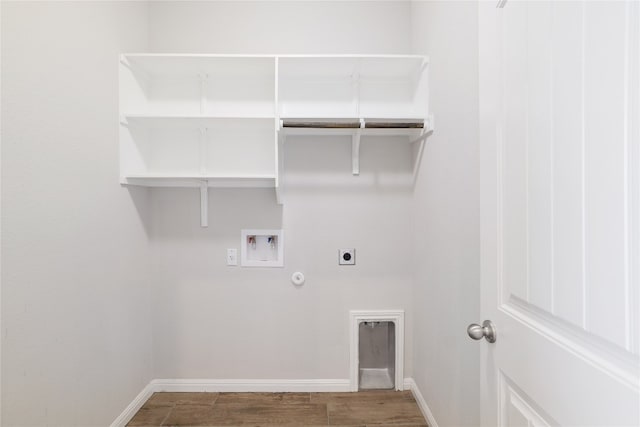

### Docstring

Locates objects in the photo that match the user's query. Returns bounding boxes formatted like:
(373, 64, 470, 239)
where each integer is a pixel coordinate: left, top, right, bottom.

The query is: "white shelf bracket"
(426, 113, 435, 133)
(409, 114, 435, 145)
(200, 180, 208, 228)
(350, 119, 365, 175)
(352, 130, 362, 176)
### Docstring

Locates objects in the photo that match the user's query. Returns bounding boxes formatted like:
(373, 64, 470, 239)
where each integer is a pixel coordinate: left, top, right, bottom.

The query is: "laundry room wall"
(1, 2, 152, 426)
(411, 1, 481, 426)
(146, 1, 417, 382)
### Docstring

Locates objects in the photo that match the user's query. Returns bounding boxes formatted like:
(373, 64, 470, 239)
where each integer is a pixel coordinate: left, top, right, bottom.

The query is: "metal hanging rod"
(281, 120, 361, 129)
(364, 121, 424, 129)
(281, 118, 424, 129)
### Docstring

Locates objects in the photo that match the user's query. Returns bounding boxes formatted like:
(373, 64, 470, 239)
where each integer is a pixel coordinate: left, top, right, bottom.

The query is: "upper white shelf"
(120, 53, 428, 119)
(120, 55, 276, 117)
(277, 56, 428, 119)
(277, 55, 426, 79)
(122, 54, 276, 77)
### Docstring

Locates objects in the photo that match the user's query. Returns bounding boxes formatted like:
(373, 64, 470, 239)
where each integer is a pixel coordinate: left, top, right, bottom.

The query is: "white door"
(478, 1, 639, 426)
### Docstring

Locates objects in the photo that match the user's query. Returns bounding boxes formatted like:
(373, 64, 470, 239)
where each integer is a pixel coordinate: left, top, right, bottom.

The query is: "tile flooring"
(127, 391, 428, 426)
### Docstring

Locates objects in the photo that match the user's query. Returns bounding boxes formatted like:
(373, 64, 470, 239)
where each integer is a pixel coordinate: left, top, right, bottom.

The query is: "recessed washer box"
(241, 229, 284, 267)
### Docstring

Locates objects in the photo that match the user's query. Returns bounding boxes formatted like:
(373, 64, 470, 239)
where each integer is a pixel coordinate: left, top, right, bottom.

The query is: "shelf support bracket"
(409, 114, 435, 144)
(352, 120, 364, 176)
(200, 180, 208, 228)
(352, 133, 361, 175)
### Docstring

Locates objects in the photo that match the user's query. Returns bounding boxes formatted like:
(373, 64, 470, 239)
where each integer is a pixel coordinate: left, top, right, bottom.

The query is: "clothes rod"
(281, 119, 425, 129)
(365, 121, 424, 129)
(281, 121, 361, 129)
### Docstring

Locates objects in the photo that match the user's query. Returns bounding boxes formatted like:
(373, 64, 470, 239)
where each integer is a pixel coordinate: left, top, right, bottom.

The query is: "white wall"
(411, 2, 480, 426)
(149, 1, 411, 54)
(147, 1, 416, 381)
(1, 2, 152, 426)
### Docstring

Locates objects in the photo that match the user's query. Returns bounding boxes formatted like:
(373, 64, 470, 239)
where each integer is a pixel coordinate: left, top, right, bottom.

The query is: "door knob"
(467, 320, 497, 343)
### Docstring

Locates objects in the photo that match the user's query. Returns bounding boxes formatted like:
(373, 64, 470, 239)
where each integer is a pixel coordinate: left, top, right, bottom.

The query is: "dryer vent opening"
(358, 321, 395, 390)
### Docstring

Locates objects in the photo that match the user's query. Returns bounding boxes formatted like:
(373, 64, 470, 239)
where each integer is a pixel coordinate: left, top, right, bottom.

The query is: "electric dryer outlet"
(339, 249, 356, 265)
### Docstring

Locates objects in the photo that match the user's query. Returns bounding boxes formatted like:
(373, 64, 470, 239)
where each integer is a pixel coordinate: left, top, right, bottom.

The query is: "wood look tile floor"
(127, 391, 428, 427)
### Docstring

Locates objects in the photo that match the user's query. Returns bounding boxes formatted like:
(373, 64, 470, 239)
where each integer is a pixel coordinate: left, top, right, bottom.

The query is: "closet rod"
(281, 119, 425, 129)
(281, 121, 361, 129)
(365, 121, 424, 129)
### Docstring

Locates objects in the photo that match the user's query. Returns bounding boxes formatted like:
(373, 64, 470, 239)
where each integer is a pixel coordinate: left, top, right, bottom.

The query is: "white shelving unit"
(119, 54, 432, 226)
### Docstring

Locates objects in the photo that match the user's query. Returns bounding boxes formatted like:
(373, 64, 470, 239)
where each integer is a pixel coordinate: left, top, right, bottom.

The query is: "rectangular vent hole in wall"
(359, 321, 395, 390)
(350, 310, 404, 391)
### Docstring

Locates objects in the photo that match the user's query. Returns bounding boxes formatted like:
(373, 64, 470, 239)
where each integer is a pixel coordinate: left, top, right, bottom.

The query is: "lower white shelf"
(122, 175, 276, 188)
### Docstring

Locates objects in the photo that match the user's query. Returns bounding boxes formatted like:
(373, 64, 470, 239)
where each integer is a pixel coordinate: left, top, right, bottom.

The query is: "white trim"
(0, 1, 4, 422)
(501, 300, 640, 392)
(499, 372, 557, 427)
(150, 378, 351, 393)
(109, 383, 155, 427)
(404, 378, 439, 427)
(349, 310, 405, 392)
(0, 0, 3, 419)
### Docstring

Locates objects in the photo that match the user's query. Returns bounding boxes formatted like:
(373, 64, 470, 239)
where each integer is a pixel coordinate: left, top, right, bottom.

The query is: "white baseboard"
(150, 378, 351, 393)
(110, 382, 154, 427)
(404, 378, 439, 427)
